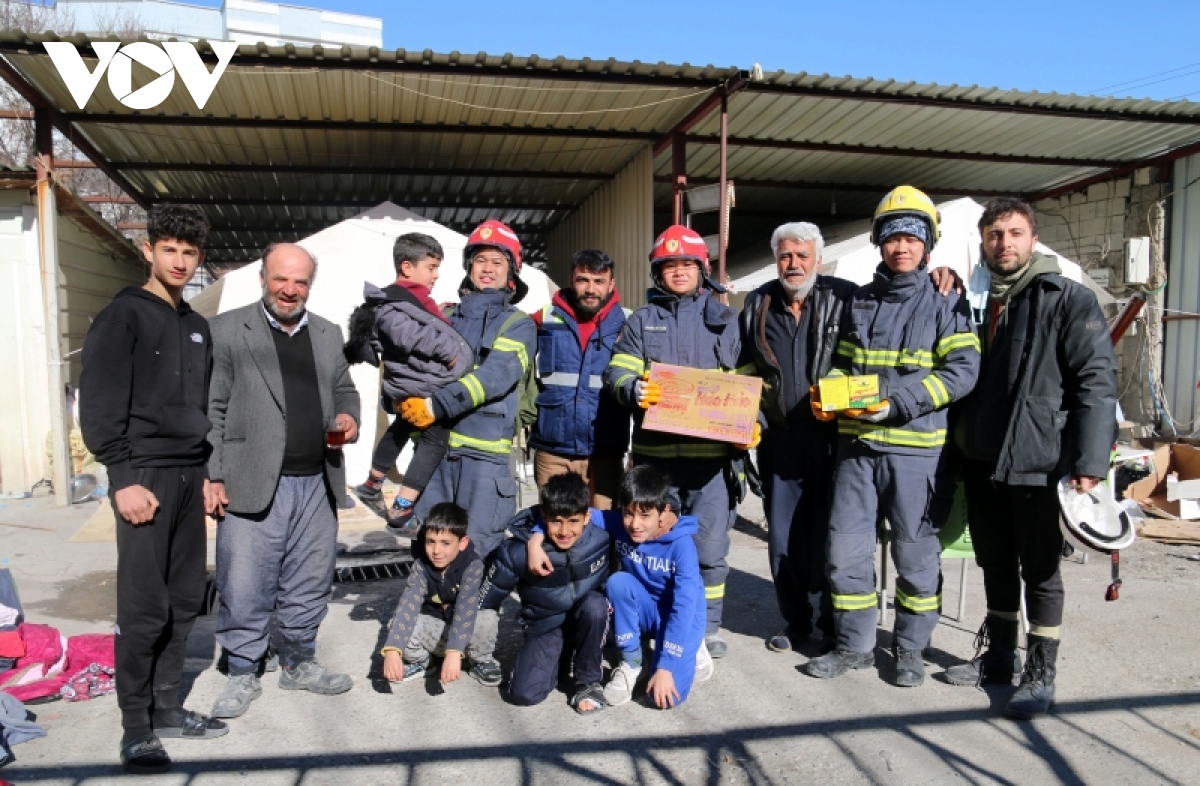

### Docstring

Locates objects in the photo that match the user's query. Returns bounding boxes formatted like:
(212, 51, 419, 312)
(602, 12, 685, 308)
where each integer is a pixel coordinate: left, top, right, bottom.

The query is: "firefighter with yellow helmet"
(805, 186, 980, 686)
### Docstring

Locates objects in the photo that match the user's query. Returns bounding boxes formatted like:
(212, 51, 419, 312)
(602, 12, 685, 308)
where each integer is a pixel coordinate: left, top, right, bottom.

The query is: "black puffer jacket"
(953, 271, 1117, 485)
(739, 276, 857, 429)
(479, 506, 611, 637)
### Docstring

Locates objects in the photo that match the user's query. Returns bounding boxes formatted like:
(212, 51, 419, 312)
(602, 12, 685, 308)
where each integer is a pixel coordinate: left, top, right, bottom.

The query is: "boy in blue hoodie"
(527, 465, 712, 709)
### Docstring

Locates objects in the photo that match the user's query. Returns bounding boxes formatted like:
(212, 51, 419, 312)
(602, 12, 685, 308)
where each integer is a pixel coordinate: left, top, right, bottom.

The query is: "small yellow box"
(818, 374, 881, 412)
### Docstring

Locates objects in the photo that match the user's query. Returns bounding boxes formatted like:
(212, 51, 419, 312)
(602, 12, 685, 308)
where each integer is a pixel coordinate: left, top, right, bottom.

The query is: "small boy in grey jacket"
(346, 233, 473, 532)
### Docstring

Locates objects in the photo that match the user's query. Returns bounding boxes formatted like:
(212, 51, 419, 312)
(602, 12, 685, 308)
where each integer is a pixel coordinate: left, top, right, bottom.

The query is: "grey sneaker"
(278, 660, 353, 695)
(468, 658, 503, 687)
(704, 634, 728, 659)
(353, 483, 387, 517)
(210, 674, 262, 719)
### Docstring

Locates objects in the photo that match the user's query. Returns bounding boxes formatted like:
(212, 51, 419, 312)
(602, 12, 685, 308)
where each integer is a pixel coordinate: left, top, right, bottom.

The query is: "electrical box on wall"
(1125, 237, 1151, 284)
(1087, 267, 1112, 287)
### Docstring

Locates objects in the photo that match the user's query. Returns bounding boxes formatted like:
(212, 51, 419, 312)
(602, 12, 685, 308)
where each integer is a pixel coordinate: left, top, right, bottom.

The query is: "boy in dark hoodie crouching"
(481, 472, 612, 712)
(526, 465, 713, 710)
(80, 205, 227, 774)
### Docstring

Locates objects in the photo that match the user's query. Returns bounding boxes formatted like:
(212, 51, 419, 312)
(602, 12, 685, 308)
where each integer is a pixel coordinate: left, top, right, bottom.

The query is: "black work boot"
(893, 647, 925, 687)
(946, 616, 1022, 687)
(805, 649, 875, 679)
(1005, 634, 1059, 720)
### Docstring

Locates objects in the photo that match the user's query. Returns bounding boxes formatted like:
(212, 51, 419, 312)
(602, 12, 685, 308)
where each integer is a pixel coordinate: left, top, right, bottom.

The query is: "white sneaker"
(695, 643, 715, 682)
(603, 661, 639, 706)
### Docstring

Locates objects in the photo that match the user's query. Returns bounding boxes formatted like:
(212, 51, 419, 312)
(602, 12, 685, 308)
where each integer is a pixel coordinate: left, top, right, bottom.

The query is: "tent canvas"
(197, 202, 557, 484)
(727, 197, 1114, 308)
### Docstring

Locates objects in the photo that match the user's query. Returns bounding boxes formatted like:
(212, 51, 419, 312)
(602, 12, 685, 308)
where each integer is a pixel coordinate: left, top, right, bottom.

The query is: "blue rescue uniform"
(414, 287, 537, 557)
(603, 288, 753, 634)
(826, 263, 979, 653)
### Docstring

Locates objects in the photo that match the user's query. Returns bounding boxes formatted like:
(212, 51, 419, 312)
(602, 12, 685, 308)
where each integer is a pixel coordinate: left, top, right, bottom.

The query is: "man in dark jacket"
(947, 197, 1118, 719)
(739, 223, 851, 655)
(480, 473, 611, 712)
(741, 222, 962, 656)
(80, 205, 227, 774)
(529, 250, 630, 509)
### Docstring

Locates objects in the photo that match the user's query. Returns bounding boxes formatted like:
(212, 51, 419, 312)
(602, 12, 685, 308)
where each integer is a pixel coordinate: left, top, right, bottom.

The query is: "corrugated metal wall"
(546, 146, 654, 311)
(1167, 156, 1200, 432)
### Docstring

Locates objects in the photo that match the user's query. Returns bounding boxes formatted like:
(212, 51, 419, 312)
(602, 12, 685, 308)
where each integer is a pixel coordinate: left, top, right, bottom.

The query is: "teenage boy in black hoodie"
(80, 204, 227, 775)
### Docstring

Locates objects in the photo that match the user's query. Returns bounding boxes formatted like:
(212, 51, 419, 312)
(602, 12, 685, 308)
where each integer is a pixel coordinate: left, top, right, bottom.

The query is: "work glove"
(846, 400, 891, 423)
(733, 423, 761, 451)
(399, 397, 437, 429)
(635, 375, 661, 409)
(808, 384, 836, 422)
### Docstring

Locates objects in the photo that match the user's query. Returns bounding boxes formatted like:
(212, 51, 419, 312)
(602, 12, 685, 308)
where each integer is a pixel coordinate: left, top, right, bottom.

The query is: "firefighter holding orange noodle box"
(603, 224, 756, 659)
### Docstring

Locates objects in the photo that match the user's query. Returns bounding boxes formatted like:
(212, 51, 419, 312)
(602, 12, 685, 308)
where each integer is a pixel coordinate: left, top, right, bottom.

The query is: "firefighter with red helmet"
(399, 220, 536, 573)
(603, 224, 757, 658)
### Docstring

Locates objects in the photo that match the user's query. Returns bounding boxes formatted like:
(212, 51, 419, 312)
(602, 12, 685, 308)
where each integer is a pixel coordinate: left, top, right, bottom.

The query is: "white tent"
(727, 197, 1114, 309)
(190, 202, 557, 483)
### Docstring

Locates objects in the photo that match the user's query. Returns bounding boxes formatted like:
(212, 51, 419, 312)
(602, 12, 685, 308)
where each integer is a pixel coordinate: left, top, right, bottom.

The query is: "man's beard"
(779, 272, 816, 302)
(573, 290, 612, 319)
(263, 293, 306, 325)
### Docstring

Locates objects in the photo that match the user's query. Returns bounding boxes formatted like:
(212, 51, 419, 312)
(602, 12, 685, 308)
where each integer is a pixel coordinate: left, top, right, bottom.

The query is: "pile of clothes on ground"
(1, 569, 115, 766)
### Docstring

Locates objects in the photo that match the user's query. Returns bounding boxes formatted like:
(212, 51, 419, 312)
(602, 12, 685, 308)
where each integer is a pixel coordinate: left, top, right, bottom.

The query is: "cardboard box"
(818, 374, 881, 412)
(642, 363, 762, 444)
(1125, 443, 1200, 520)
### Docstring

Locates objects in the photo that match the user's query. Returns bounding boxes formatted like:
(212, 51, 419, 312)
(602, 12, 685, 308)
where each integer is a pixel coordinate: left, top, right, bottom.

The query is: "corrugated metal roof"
(2, 33, 1199, 266)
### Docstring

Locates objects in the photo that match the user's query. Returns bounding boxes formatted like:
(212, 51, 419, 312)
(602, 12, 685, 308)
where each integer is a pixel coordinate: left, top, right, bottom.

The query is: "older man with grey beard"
(739, 223, 962, 655)
(739, 223, 853, 654)
(205, 243, 361, 720)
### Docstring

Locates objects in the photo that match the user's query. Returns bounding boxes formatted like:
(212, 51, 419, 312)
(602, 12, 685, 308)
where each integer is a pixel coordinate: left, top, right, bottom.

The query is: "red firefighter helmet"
(648, 224, 724, 293)
(464, 219, 523, 275)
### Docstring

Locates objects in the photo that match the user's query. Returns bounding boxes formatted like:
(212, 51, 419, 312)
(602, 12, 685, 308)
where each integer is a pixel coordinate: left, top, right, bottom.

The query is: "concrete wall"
(1032, 168, 1171, 427)
(545, 147, 654, 311)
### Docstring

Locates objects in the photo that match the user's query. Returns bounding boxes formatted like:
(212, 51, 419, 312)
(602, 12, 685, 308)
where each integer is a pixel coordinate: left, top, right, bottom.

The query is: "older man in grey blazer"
(205, 243, 360, 719)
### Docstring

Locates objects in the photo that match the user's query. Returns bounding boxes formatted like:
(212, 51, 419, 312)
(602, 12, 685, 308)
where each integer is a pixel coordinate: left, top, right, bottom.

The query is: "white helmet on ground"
(1057, 478, 1136, 555)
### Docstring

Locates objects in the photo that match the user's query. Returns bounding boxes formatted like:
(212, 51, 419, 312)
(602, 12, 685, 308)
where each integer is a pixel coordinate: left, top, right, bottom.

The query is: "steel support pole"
(34, 108, 69, 506)
(717, 95, 729, 302)
(672, 133, 687, 225)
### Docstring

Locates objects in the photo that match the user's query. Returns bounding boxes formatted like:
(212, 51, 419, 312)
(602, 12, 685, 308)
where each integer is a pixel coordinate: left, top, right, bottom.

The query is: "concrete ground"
(2, 489, 1199, 785)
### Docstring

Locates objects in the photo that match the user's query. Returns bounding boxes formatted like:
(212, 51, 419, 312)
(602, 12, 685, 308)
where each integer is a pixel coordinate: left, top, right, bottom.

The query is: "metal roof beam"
(682, 134, 1127, 168)
(1025, 139, 1200, 202)
(744, 82, 1200, 126)
(654, 175, 1022, 198)
(0, 56, 150, 207)
(652, 71, 753, 156)
(117, 162, 614, 180)
(64, 114, 662, 141)
(174, 196, 572, 208)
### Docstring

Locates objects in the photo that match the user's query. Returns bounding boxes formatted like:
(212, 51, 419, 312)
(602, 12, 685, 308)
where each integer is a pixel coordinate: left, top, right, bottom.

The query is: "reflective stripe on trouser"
(826, 441, 948, 653)
(633, 455, 735, 634)
(412, 454, 518, 559)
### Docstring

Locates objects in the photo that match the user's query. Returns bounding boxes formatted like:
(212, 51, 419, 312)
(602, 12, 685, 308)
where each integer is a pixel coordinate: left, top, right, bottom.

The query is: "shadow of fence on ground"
(11, 691, 1198, 785)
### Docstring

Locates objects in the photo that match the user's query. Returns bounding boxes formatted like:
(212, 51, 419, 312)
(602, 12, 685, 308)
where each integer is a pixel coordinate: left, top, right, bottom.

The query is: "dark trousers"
(114, 466, 208, 729)
(369, 419, 450, 493)
(507, 591, 609, 706)
(216, 474, 338, 674)
(962, 461, 1065, 627)
(759, 432, 834, 640)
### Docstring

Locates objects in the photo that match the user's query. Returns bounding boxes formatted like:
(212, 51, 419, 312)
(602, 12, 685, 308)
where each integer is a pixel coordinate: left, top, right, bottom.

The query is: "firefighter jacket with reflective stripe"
(431, 286, 537, 462)
(833, 264, 979, 454)
(530, 299, 631, 458)
(604, 288, 750, 461)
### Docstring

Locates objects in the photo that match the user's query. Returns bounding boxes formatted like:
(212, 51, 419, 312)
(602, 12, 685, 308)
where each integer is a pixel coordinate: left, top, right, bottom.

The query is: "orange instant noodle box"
(642, 363, 763, 444)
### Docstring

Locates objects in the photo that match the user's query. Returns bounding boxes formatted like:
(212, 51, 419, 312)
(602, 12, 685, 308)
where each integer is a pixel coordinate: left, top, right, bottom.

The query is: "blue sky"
(283, 0, 1200, 101)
